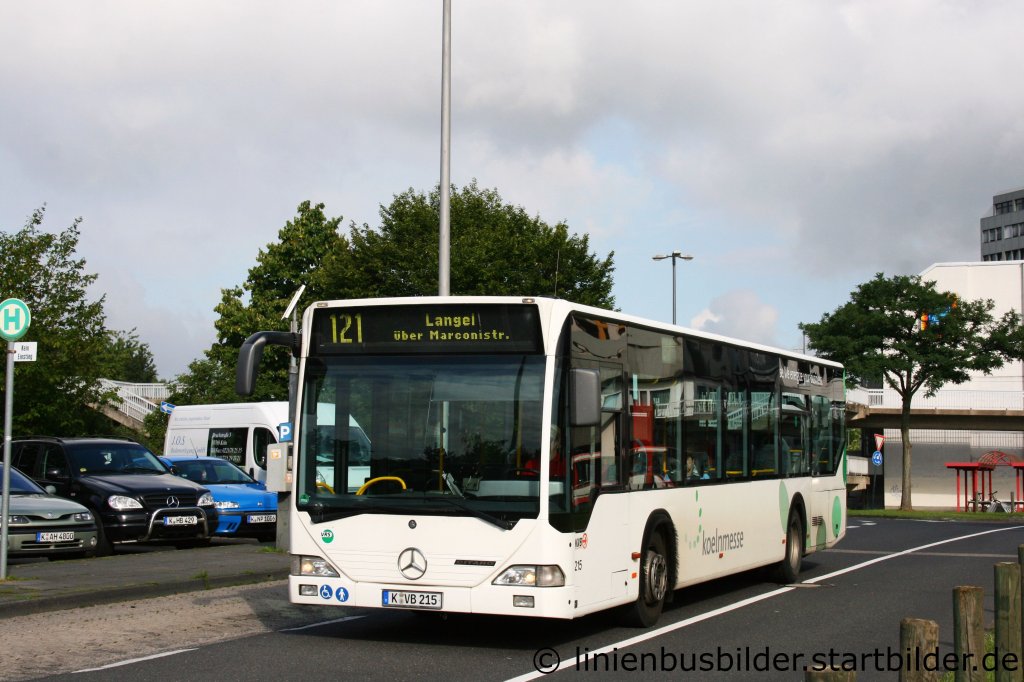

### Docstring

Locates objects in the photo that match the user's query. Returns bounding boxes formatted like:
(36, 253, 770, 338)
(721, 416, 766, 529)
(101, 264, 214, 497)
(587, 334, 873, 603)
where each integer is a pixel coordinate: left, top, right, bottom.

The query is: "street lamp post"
(652, 251, 694, 325)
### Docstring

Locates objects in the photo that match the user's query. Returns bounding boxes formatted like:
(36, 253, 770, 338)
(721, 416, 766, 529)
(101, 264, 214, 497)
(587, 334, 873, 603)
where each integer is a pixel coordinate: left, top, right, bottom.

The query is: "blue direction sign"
(872, 451, 883, 466)
(0, 298, 31, 342)
(160, 401, 176, 414)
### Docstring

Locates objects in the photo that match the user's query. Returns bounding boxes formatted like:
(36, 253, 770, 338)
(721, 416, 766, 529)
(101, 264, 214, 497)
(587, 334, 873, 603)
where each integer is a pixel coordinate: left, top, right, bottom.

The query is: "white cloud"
(691, 290, 780, 349)
(3, 1, 1024, 376)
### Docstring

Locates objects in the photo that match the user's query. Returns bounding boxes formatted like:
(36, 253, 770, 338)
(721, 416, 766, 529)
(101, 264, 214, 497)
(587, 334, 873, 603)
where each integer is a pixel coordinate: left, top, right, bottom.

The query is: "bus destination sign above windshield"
(313, 304, 542, 354)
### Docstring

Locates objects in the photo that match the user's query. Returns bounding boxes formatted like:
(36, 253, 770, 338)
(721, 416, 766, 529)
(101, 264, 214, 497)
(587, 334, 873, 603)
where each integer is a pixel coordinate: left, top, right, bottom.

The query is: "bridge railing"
(96, 379, 171, 425)
(847, 387, 1024, 410)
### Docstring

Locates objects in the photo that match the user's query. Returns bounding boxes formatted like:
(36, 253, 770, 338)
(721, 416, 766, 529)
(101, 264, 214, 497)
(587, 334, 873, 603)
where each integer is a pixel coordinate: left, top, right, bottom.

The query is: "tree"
(800, 273, 1023, 510)
(0, 208, 115, 435)
(319, 181, 616, 306)
(164, 185, 616, 427)
(162, 201, 347, 415)
(98, 329, 159, 383)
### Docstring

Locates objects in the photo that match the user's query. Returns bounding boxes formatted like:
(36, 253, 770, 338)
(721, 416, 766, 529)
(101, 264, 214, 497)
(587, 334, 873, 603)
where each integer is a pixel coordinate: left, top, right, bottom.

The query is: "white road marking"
(74, 649, 197, 673)
(504, 524, 1024, 682)
(280, 614, 367, 632)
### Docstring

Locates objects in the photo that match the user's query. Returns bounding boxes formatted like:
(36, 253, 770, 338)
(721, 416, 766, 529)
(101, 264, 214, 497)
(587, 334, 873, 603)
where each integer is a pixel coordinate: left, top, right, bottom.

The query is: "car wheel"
(94, 521, 114, 556)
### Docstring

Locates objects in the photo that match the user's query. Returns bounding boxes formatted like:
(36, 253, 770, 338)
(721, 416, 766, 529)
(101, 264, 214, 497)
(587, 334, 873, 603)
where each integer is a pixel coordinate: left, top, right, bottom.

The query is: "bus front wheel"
(621, 529, 669, 628)
(775, 510, 804, 584)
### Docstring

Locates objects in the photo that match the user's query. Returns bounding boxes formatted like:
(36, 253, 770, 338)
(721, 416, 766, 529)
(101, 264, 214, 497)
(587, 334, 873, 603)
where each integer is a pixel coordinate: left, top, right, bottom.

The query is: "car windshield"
(0, 465, 46, 494)
(70, 443, 167, 475)
(298, 354, 547, 528)
(172, 459, 254, 485)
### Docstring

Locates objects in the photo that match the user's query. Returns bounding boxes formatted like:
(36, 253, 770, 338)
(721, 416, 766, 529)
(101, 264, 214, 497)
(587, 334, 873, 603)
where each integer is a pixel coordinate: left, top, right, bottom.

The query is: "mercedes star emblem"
(166, 495, 180, 507)
(397, 547, 427, 580)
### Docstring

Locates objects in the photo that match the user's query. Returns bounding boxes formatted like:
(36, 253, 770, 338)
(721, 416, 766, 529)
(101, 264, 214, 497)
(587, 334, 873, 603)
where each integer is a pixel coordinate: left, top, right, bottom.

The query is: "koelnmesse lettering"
(570, 646, 1020, 674)
(701, 528, 744, 556)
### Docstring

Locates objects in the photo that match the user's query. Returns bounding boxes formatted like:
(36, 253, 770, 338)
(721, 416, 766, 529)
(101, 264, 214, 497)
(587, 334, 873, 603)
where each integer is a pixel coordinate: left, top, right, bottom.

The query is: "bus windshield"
(297, 354, 547, 528)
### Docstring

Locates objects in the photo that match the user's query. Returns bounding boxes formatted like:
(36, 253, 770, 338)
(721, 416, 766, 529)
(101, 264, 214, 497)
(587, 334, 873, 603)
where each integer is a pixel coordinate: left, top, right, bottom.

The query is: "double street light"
(652, 251, 694, 325)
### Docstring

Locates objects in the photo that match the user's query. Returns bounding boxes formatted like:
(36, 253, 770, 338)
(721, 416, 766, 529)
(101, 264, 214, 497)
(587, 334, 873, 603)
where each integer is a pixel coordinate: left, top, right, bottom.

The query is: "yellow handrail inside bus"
(356, 476, 407, 496)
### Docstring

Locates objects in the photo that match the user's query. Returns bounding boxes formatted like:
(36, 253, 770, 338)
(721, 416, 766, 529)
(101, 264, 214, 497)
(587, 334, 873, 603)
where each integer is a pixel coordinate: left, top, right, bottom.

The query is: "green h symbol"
(3, 305, 22, 333)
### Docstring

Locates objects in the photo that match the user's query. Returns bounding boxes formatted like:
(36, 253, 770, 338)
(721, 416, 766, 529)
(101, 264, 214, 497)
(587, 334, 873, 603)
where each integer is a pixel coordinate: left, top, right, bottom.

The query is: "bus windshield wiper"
(427, 497, 513, 530)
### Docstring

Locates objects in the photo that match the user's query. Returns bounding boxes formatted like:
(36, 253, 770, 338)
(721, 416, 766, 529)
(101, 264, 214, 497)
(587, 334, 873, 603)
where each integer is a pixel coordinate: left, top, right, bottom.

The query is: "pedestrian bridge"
(846, 388, 1024, 430)
(91, 379, 170, 430)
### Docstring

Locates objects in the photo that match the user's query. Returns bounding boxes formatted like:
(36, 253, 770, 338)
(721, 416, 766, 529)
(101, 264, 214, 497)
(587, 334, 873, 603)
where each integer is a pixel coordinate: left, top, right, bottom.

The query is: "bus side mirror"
(236, 331, 299, 396)
(570, 368, 601, 427)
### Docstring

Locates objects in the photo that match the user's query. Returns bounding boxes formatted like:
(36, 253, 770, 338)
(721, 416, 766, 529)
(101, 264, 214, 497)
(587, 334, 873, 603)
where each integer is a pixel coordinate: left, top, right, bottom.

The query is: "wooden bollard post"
(994, 562, 1022, 682)
(900, 618, 939, 682)
(805, 667, 856, 681)
(953, 586, 985, 682)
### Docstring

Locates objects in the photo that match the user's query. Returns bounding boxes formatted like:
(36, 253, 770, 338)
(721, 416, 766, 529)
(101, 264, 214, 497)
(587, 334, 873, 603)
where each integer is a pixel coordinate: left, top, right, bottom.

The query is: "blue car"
(161, 455, 277, 542)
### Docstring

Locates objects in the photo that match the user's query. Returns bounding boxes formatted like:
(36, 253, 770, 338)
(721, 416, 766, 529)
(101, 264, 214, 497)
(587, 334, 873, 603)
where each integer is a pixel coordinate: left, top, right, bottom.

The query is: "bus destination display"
(313, 304, 542, 354)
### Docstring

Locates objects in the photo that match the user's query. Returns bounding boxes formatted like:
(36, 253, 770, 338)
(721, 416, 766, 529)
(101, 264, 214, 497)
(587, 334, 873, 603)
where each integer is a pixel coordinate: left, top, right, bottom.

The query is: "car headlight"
(493, 565, 565, 587)
(72, 511, 93, 522)
(198, 493, 215, 507)
(292, 555, 340, 578)
(215, 500, 239, 510)
(107, 495, 143, 511)
(8, 515, 30, 525)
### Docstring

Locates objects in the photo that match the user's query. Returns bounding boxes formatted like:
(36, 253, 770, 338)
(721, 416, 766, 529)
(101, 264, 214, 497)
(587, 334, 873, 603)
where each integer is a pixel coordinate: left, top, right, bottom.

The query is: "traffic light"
(920, 312, 929, 330)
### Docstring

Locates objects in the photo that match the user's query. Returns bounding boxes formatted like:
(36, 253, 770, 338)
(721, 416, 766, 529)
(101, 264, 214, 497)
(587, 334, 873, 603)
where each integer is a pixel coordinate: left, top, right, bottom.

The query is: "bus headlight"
(492, 565, 565, 587)
(293, 555, 341, 578)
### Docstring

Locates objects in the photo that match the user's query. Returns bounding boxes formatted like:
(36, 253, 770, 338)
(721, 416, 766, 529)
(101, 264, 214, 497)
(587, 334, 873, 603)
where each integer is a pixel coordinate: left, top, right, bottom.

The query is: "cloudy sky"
(2, 1, 1021, 379)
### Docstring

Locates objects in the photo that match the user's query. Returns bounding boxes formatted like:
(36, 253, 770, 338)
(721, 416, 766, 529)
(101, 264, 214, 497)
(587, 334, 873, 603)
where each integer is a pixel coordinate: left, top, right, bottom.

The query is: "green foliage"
(170, 200, 347, 408)
(170, 185, 617, 411)
(98, 329, 159, 383)
(0, 208, 120, 435)
(800, 273, 1018, 398)
(320, 181, 616, 306)
(800, 272, 1023, 509)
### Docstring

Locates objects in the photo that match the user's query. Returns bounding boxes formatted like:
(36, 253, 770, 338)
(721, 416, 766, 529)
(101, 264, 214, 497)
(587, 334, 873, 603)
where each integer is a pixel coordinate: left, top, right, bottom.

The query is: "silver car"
(2, 464, 98, 559)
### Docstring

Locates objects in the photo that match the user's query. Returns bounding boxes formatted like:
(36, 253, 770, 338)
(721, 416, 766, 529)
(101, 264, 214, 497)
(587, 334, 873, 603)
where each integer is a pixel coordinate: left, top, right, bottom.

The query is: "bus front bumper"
(288, 575, 576, 619)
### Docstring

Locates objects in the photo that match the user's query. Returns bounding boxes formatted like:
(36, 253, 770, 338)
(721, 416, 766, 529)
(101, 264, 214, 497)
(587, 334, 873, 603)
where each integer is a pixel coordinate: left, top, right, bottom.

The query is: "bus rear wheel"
(621, 529, 669, 628)
(775, 510, 804, 584)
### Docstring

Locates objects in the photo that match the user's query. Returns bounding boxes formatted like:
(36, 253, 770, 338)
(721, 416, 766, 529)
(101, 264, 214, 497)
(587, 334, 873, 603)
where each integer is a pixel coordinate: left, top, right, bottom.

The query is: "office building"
(981, 188, 1024, 261)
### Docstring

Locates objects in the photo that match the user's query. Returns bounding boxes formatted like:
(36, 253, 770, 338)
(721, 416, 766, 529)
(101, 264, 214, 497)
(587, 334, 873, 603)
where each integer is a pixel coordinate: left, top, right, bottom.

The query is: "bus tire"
(775, 509, 803, 584)
(621, 528, 669, 628)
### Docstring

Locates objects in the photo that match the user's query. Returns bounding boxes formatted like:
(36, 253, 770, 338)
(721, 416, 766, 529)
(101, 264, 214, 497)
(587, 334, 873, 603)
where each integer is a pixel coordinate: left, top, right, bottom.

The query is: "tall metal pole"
(1, 344, 15, 579)
(438, 0, 451, 296)
(671, 258, 677, 325)
(652, 251, 694, 326)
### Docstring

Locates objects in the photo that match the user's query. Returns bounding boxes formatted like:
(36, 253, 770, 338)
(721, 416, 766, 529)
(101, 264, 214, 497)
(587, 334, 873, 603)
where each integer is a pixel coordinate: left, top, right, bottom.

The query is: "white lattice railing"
(97, 379, 171, 424)
(847, 388, 1024, 411)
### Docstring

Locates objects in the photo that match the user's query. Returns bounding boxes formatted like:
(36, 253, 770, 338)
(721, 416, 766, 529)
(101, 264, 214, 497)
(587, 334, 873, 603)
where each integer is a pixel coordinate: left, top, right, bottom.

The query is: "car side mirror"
(44, 484, 58, 495)
(45, 468, 69, 481)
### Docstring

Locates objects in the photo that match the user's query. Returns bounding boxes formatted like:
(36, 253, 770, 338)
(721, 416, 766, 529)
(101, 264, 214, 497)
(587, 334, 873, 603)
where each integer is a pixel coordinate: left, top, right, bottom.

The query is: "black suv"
(11, 437, 218, 554)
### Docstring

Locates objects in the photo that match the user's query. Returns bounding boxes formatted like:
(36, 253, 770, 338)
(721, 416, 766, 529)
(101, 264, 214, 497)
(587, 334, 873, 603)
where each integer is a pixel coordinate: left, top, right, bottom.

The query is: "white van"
(163, 402, 288, 483)
(164, 402, 371, 488)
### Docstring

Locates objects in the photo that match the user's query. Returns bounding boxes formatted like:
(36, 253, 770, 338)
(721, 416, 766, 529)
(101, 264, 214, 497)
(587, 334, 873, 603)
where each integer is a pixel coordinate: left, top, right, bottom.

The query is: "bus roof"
(302, 295, 844, 370)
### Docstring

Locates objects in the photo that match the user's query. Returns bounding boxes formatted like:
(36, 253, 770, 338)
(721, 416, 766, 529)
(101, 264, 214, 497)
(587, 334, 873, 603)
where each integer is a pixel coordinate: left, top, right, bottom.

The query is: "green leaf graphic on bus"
(832, 496, 842, 538)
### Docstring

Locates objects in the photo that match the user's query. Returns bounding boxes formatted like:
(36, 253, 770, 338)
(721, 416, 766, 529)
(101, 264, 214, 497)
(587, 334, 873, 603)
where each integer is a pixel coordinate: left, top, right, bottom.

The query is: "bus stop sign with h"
(1, 297, 32, 580)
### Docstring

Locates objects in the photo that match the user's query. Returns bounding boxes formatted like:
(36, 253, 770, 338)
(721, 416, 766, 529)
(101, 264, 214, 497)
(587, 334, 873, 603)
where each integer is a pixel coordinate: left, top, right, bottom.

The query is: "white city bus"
(236, 296, 846, 626)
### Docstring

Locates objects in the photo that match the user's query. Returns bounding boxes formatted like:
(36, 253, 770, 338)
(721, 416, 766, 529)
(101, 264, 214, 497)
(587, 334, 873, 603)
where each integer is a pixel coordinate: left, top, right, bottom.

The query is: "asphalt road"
(38, 518, 1024, 682)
